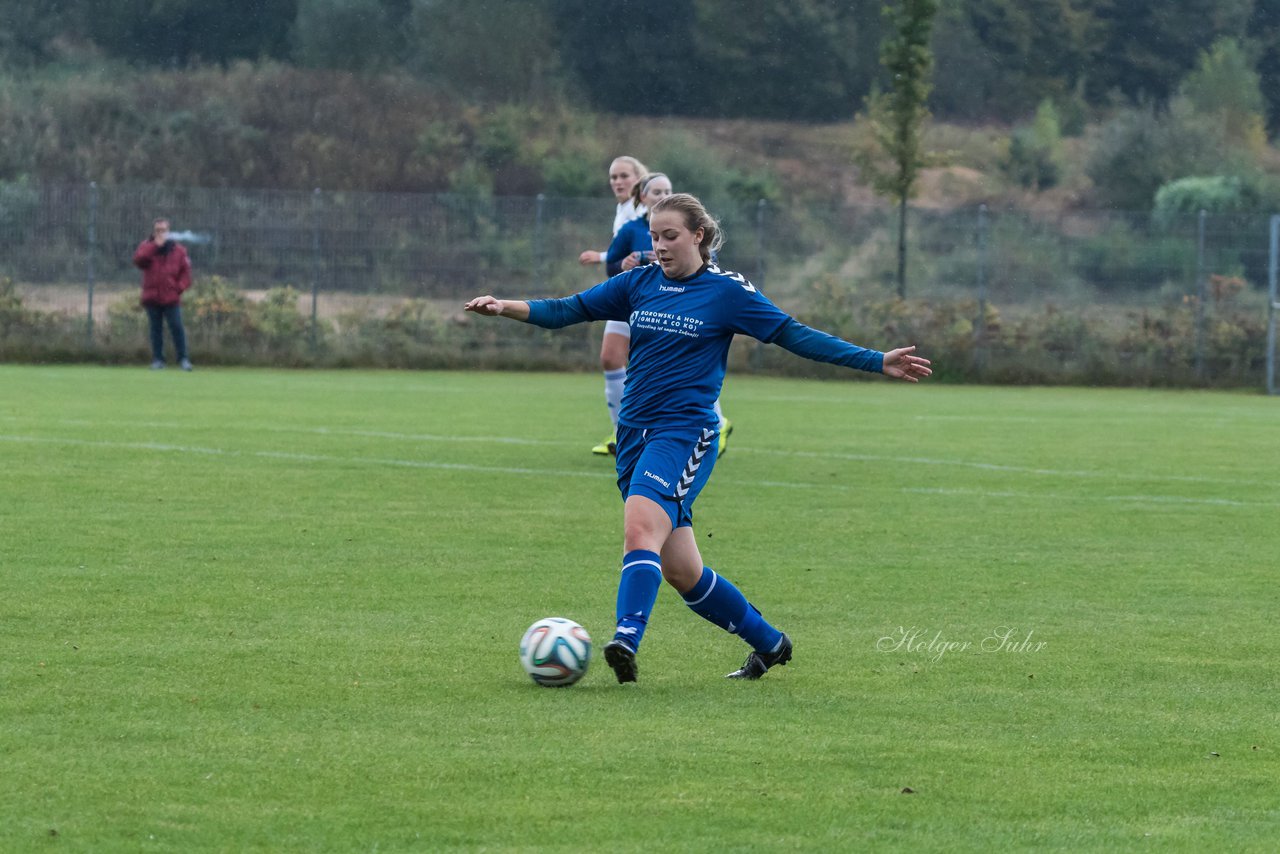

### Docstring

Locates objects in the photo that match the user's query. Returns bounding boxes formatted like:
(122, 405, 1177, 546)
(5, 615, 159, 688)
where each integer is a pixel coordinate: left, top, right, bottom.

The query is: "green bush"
(0, 64, 464, 192)
(0, 277, 76, 360)
(186, 275, 253, 343)
(1152, 175, 1257, 226)
(1053, 83, 1089, 137)
(447, 161, 495, 199)
(1177, 37, 1268, 152)
(1085, 102, 1233, 211)
(0, 271, 1268, 388)
(0, 276, 35, 335)
(104, 297, 146, 347)
(250, 286, 313, 362)
(1003, 100, 1063, 190)
(541, 153, 603, 198)
(647, 129, 781, 212)
(474, 105, 527, 171)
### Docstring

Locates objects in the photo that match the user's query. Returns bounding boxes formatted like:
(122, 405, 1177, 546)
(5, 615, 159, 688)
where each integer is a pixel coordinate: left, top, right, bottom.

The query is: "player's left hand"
(882, 346, 932, 382)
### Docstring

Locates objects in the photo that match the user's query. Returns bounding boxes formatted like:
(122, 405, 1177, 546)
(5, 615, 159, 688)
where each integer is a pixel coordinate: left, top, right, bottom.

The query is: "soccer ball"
(519, 617, 591, 687)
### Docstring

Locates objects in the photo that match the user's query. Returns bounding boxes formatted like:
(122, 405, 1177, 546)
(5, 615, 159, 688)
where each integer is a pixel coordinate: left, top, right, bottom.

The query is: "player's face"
(609, 160, 640, 202)
(649, 210, 704, 279)
(640, 176, 673, 207)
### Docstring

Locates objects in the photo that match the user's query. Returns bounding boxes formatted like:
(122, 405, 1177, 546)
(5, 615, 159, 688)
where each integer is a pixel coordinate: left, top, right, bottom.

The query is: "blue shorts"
(615, 424, 719, 529)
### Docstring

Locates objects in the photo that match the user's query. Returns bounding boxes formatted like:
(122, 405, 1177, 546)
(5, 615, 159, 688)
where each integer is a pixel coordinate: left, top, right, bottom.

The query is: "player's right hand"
(463, 296, 504, 316)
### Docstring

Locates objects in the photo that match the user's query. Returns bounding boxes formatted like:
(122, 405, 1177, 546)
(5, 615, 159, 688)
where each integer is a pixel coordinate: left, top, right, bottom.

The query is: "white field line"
(0, 416, 581, 448)
(2, 415, 1273, 489)
(3, 433, 1278, 510)
(752, 480, 1280, 509)
(737, 447, 1275, 489)
(900, 486, 1274, 509)
(0, 435, 609, 480)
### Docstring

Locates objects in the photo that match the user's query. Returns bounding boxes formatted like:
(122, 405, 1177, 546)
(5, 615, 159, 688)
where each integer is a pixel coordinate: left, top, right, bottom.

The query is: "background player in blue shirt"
(466, 193, 932, 684)
(605, 171, 667, 275)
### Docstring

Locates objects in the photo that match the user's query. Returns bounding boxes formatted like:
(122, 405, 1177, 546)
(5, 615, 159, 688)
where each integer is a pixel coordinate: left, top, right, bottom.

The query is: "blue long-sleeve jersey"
(525, 263, 884, 429)
(604, 216, 652, 277)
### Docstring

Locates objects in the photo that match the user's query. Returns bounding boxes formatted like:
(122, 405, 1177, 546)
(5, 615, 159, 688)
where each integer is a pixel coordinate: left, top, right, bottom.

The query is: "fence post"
(86, 181, 98, 349)
(747, 198, 768, 372)
(1268, 213, 1278, 395)
(754, 198, 767, 287)
(896, 200, 908, 299)
(535, 193, 545, 291)
(975, 203, 988, 376)
(1194, 209, 1207, 381)
(310, 188, 321, 354)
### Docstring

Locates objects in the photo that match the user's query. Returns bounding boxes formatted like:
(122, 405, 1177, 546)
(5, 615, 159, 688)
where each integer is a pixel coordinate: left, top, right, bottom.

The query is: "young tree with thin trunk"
(856, 0, 939, 298)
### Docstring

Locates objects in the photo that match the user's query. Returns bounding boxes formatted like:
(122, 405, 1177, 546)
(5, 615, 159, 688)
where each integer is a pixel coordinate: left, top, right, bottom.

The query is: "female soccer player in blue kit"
(466, 193, 932, 684)
(606, 173, 733, 457)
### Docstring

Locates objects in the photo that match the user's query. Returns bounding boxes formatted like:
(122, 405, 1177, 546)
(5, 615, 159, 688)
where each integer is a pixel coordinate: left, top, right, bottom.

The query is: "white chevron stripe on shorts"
(674, 428, 716, 499)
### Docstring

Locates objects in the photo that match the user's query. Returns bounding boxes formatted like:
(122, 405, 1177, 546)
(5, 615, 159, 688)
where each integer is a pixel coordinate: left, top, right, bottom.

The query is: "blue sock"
(614, 550, 662, 652)
(681, 567, 783, 654)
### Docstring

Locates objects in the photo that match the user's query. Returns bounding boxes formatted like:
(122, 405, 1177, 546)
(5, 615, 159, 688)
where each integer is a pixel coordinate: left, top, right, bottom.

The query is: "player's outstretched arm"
(882, 346, 933, 383)
(463, 296, 530, 321)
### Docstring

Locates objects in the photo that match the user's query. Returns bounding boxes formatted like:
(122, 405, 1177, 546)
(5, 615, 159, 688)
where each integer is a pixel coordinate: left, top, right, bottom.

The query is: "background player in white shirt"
(578, 155, 647, 456)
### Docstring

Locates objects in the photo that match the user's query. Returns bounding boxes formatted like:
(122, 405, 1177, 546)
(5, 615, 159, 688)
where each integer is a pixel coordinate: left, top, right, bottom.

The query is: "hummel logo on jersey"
(658, 284, 685, 293)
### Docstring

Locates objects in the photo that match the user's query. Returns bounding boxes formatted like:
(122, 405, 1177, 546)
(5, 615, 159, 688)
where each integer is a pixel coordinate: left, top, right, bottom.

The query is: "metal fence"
(1, 181, 1277, 390)
(1271, 215, 1280, 394)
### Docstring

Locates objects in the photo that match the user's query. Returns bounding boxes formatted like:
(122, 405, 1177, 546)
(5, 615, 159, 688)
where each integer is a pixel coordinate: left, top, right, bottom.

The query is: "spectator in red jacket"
(133, 217, 193, 371)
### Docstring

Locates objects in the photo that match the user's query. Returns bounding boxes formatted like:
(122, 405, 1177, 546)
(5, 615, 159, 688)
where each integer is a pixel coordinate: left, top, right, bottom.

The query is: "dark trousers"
(144, 303, 188, 363)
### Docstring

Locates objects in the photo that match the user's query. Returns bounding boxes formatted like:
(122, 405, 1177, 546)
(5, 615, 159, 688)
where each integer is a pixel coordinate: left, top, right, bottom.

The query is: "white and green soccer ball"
(519, 617, 591, 687)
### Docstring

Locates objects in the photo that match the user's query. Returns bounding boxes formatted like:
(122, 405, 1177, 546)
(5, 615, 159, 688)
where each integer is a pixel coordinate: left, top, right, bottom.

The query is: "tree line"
(2, 0, 1278, 130)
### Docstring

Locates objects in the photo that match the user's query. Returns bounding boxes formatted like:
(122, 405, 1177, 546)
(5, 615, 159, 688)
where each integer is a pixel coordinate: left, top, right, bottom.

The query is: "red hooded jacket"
(134, 240, 192, 307)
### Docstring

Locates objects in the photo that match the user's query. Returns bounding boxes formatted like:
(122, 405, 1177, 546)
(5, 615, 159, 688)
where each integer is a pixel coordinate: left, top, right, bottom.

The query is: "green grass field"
(2, 365, 1277, 852)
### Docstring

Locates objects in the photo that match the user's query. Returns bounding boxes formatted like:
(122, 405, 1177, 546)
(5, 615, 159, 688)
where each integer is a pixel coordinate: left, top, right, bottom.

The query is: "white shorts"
(603, 320, 631, 338)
